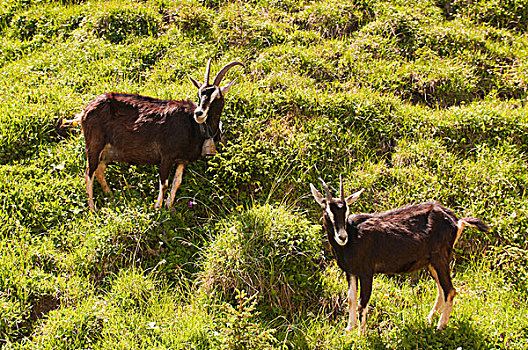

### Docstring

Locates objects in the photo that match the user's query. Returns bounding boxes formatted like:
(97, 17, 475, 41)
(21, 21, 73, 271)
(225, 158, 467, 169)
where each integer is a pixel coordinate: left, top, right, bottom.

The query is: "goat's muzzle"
(194, 111, 207, 124)
(335, 230, 348, 246)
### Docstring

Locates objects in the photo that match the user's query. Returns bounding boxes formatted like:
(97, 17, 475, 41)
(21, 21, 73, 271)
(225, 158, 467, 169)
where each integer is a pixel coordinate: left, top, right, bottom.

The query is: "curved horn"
(339, 174, 344, 201)
(318, 178, 333, 202)
(204, 59, 212, 86)
(213, 61, 245, 87)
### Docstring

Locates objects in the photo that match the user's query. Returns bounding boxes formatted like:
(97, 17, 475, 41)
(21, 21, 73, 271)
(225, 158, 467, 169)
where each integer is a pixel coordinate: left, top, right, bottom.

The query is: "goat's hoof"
(344, 325, 355, 333)
(357, 324, 367, 335)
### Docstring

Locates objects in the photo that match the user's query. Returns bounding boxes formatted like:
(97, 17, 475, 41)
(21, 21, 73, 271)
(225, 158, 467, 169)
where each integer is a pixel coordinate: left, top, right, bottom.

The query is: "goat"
(310, 177, 489, 333)
(70, 60, 244, 211)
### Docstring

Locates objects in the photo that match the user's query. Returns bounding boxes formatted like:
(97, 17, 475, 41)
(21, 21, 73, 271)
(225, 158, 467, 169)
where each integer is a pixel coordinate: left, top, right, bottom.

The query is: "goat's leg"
(94, 162, 111, 195)
(345, 273, 358, 331)
(85, 152, 101, 212)
(427, 265, 445, 322)
(85, 166, 96, 212)
(166, 164, 185, 208)
(432, 262, 456, 329)
(155, 162, 172, 209)
(358, 275, 373, 334)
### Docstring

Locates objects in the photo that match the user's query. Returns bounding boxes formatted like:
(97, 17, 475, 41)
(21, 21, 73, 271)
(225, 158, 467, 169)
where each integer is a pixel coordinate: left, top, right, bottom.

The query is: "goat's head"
(310, 176, 364, 246)
(188, 60, 244, 124)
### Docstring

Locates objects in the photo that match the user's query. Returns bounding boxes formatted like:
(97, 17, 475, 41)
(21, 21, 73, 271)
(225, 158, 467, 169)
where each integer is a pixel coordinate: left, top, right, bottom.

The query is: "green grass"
(1, 0, 528, 348)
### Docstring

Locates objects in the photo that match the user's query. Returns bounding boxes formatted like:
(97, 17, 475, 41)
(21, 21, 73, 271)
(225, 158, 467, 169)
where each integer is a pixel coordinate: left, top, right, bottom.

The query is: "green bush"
(163, 1, 213, 36)
(438, 0, 528, 31)
(200, 204, 324, 317)
(489, 245, 528, 292)
(214, 4, 290, 51)
(85, 3, 162, 43)
(29, 296, 106, 349)
(8, 6, 84, 40)
(293, 0, 374, 38)
(216, 289, 279, 350)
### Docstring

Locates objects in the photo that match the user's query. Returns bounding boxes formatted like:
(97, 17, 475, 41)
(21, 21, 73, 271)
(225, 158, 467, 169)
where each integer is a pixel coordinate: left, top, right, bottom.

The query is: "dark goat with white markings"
(70, 60, 244, 211)
(310, 177, 489, 332)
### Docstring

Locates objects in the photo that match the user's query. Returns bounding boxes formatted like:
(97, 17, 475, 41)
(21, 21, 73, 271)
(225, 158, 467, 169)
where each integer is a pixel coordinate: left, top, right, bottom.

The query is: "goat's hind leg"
(427, 265, 445, 322)
(155, 162, 172, 209)
(431, 262, 456, 329)
(345, 274, 358, 332)
(166, 164, 185, 208)
(85, 147, 105, 212)
(94, 162, 111, 195)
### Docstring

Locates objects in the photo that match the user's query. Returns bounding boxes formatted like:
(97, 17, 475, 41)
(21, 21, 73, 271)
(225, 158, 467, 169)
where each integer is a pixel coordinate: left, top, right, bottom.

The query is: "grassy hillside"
(1, 0, 528, 348)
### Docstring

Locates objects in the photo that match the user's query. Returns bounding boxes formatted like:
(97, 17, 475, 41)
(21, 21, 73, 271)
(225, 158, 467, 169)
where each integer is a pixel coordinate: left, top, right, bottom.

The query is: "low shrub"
(489, 245, 528, 292)
(438, 0, 528, 31)
(8, 6, 84, 40)
(216, 289, 279, 350)
(85, 3, 161, 43)
(29, 296, 107, 349)
(163, 1, 213, 36)
(293, 0, 374, 38)
(214, 4, 291, 51)
(200, 204, 324, 317)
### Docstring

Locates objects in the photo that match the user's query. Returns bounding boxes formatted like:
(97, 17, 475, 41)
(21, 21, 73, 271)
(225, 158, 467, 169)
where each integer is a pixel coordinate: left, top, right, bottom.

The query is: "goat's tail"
(453, 217, 490, 246)
(61, 111, 84, 128)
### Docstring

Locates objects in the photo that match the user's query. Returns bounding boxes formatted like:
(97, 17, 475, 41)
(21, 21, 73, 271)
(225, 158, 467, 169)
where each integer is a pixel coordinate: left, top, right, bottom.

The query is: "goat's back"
(344, 202, 459, 274)
(80, 93, 203, 165)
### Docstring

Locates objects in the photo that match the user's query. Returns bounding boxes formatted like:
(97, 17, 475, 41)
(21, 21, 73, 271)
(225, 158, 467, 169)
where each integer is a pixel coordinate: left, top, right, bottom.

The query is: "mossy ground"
(1, 0, 528, 348)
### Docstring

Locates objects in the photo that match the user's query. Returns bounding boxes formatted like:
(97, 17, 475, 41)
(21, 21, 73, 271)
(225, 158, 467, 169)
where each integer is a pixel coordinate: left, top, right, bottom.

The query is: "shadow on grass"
(362, 318, 492, 350)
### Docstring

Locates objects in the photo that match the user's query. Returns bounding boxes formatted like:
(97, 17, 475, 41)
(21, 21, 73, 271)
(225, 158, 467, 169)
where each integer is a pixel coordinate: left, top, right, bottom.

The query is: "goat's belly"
(99, 143, 161, 164)
(375, 258, 430, 274)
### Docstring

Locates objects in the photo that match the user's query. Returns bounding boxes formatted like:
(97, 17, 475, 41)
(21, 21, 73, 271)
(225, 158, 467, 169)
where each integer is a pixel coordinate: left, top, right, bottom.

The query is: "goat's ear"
(310, 183, 325, 208)
(220, 78, 238, 95)
(346, 189, 364, 205)
(189, 75, 202, 89)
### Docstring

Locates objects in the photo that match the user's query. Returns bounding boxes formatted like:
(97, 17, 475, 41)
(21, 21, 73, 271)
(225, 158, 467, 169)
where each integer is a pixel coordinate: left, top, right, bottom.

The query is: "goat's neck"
(202, 100, 224, 138)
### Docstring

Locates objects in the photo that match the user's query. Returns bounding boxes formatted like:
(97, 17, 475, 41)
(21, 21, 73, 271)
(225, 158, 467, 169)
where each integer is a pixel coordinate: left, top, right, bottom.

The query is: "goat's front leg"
(166, 164, 185, 208)
(155, 162, 172, 209)
(358, 275, 373, 334)
(345, 273, 358, 332)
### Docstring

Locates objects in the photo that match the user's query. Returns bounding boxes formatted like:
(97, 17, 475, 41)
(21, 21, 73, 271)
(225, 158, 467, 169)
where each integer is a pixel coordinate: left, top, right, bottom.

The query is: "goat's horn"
(339, 174, 344, 201)
(213, 61, 245, 87)
(204, 59, 212, 86)
(318, 177, 333, 202)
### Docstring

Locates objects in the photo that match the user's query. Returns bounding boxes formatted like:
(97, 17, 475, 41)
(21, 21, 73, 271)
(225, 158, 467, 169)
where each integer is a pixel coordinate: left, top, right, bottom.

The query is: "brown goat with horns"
(310, 176, 489, 333)
(68, 60, 244, 211)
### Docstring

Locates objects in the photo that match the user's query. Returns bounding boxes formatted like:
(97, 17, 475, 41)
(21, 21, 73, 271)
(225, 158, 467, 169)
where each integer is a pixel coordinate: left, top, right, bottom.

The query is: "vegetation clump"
(200, 205, 324, 316)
